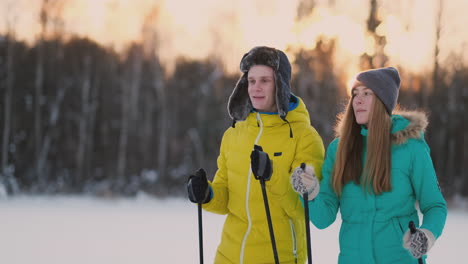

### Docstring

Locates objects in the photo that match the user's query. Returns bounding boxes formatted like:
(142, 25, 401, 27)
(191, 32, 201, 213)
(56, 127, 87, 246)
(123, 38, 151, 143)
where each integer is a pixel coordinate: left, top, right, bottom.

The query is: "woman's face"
(352, 84, 374, 125)
(248, 65, 276, 112)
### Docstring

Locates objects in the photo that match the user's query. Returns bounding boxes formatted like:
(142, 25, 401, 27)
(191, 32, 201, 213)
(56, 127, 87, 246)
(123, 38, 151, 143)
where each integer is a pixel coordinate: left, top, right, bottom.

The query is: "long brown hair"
(332, 91, 392, 196)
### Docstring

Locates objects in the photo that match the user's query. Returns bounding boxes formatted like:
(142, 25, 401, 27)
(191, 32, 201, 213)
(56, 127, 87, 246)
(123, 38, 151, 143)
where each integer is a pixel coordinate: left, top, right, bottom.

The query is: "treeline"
(0, 34, 466, 201)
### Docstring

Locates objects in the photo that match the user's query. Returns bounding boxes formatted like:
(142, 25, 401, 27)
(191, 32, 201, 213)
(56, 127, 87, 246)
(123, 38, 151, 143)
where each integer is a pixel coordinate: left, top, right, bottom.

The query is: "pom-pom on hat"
(356, 67, 401, 114)
(228, 46, 292, 122)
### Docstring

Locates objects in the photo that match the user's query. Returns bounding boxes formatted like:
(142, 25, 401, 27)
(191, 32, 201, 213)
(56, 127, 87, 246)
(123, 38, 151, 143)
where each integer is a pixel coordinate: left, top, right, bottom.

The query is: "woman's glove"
(187, 168, 211, 204)
(291, 164, 319, 200)
(403, 227, 436, 259)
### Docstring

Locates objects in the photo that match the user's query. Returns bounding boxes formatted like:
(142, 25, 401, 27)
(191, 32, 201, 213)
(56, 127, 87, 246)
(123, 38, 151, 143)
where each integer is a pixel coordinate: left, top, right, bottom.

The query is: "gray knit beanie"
(356, 67, 400, 114)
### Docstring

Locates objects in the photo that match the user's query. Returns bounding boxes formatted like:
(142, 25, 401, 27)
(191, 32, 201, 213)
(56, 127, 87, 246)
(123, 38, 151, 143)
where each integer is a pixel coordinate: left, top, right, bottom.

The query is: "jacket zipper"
(289, 219, 298, 263)
(239, 112, 264, 264)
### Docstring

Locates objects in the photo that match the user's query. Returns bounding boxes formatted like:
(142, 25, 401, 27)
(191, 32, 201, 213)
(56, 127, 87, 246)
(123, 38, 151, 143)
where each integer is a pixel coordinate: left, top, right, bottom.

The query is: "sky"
(1, 0, 467, 77)
(0, 196, 466, 263)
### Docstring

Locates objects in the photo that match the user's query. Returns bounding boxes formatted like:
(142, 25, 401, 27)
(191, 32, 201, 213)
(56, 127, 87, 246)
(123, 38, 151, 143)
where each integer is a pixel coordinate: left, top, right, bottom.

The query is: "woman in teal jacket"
(290, 67, 447, 263)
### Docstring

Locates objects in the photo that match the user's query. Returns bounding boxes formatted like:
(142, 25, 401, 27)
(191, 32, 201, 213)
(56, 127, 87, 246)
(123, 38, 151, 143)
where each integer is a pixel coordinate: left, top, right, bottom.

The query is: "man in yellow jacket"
(187, 46, 325, 264)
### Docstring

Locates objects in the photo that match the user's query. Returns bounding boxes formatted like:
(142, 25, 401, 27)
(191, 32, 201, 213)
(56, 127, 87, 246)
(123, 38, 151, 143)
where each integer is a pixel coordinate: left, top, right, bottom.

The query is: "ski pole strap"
(260, 178, 279, 264)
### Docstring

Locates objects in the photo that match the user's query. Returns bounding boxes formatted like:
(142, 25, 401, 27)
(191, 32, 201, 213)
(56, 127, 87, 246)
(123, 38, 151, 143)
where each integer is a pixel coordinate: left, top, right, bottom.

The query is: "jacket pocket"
(392, 213, 419, 242)
(392, 217, 405, 238)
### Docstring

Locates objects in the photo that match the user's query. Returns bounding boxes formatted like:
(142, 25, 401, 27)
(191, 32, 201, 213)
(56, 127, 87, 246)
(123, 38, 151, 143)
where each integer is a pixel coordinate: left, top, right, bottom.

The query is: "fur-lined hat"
(227, 46, 292, 122)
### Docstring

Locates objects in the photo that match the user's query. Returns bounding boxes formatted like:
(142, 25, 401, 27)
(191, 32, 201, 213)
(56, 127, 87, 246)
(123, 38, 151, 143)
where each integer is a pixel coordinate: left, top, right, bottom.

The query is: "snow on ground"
(0, 196, 465, 263)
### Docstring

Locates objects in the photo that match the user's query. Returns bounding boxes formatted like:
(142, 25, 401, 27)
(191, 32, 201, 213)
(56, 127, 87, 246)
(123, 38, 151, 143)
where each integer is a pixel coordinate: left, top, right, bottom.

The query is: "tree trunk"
(85, 76, 99, 185)
(117, 78, 129, 182)
(432, 0, 446, 188)
(76, 55, 92, 188)
(129, 49, 142, 123)
(365, 0, 387, 68)
(34, 0, 49, 186)
(36, 84, 68, 189)
(155, 75, 168, 183)
(140, 91, 154, 169)
(34, 39, 45, 183)
(1, 33, 18, 194)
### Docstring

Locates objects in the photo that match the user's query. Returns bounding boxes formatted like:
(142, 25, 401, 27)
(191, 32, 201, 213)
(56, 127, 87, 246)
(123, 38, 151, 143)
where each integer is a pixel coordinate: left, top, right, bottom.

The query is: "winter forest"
(0, 0, 467, 205)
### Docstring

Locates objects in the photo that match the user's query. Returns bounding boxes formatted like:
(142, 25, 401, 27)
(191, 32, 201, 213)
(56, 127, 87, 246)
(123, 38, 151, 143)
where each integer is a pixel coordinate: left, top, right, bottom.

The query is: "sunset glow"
(1, 0, 467, 76)
(293, 7, 366, 55)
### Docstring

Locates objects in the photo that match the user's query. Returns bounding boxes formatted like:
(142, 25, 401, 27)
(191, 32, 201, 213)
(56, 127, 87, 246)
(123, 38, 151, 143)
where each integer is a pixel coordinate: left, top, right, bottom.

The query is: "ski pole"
(259, 176, 280, 264)
(409, 221, 423, 264)
(252, 145, 279, 264)
(198, 202, 204, 264)
(301, 163, 313, 264)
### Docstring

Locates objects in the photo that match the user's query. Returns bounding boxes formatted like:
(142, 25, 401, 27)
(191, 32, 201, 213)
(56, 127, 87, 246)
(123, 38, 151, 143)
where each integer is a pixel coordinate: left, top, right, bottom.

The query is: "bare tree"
(34, 0, 48, 181)
(117, 77, 130, 182)
(361, 0, 388, 69)
(129, 50, 143, 124)
(429, 0, 447, 187)
(36, 83, 69, 189)
(432, 0, 443, 103)
(155, 65, 168, 184)
(75, 55, 92, 186)
(460, 68, 468, 196)
(34, 0, 67, 189)
(1, 3, 19, 194)
(191, 66, 223, 168)
(292, 40, 341, 145)
(140, 7, 169, 182)
(140, 7, 160, 170)
(86, 76, 99, 184)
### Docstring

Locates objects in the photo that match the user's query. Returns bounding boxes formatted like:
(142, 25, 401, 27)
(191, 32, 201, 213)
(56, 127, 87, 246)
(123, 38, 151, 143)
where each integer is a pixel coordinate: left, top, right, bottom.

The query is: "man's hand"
(187, 168, 211, 204)
(250, 145, 272, 181)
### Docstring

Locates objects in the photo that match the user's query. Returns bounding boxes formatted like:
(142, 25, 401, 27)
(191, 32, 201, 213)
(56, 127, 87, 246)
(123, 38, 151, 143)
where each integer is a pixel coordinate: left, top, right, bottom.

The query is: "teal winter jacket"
(308, 111, 447, 264)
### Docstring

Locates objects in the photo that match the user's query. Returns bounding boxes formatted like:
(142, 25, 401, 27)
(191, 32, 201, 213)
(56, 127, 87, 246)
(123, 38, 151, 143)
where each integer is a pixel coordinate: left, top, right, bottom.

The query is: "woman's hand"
(403, 227, 435, 259)
(291, 164, 319, 200)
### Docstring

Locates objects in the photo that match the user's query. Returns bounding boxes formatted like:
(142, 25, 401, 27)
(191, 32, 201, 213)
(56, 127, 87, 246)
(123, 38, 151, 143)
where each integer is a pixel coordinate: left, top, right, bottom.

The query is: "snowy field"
(0, 196, 465, 264)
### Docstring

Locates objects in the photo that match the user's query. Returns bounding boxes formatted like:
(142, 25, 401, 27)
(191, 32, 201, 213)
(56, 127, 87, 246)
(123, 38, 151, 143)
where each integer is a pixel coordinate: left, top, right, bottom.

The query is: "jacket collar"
(359, 111, 428, 144)
(245, 95, 309, 128)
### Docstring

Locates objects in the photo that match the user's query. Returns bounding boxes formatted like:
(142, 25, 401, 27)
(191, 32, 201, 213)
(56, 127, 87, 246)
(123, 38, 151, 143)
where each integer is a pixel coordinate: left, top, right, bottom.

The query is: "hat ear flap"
(228, 73, 252, 121)
(239, 52, 250, 73)
(275, 73, 290, 119)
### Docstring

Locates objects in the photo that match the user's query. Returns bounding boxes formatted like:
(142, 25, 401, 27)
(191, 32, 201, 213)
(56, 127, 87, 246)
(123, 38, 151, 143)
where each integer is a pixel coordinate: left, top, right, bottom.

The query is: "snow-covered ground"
(0, 196, 465, 263)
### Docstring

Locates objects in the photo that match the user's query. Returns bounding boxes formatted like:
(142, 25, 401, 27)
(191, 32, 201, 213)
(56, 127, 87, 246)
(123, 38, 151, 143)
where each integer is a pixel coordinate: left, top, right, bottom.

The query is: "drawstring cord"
(282, 118, 293, 138)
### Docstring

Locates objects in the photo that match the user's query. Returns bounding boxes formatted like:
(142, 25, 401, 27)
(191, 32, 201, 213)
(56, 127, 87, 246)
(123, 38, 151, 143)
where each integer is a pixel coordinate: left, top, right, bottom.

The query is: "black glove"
(187, 168, 211, 204)
(250, 145, 272, 181)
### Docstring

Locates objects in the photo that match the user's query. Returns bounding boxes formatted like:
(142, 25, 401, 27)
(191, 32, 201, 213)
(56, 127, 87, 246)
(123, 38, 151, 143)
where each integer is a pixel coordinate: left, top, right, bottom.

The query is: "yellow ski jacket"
(204, 96, 324, 264)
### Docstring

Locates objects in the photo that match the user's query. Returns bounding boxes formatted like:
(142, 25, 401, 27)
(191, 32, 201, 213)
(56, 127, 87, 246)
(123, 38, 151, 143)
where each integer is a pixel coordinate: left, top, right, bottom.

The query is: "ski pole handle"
(300, 163, 306, 171)
(409, 221, 423, 264)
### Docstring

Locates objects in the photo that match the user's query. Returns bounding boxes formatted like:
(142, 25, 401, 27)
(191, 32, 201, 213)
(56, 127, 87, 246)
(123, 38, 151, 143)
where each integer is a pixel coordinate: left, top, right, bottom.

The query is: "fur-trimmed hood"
(390, 111, 428, 144)
(227, 46, 292, 122)
(335, 110, 428, 144)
